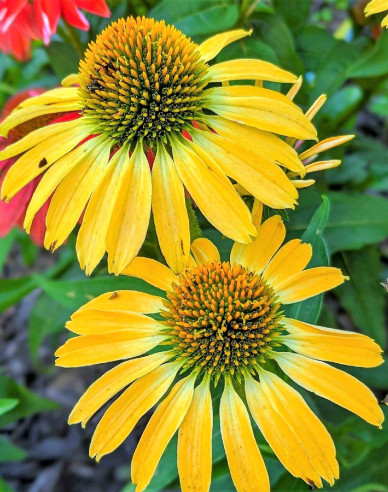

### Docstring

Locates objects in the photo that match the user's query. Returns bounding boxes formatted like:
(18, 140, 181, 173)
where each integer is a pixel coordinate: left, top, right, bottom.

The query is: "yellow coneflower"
(365, 0, 388, 27)
(0, 16, 316, 276)
(55, 209, 384, 492)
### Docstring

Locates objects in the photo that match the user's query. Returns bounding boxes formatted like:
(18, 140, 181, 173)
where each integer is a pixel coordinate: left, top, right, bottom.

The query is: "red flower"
(0, 89, 81, 245)
(0, 0, 110, 60)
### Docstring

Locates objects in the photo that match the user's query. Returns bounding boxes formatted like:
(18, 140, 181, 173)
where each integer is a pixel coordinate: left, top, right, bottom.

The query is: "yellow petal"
(231, 215, 285, 274)
(246, 372, 338, 487)
(0, 119, 81, 161)
(365, 0, 388, 15)
(299, 135, 355, 161)
(178, 377, 212, 492)
(193, 131, 298, 209)
(305, 160, 341, 173)
(198, 29, 252, 62)
(206, 116, 304, 175)
(76, 145, 131, 275)
(55, 331, 165, 367)
(276, 267, 346, 304)
(24, 137, 101, 233)
(0, 102, 82, 137)
(191, 238, 220, 264)
(62, 74, 79, 87)
(69, 352, 171, 427)
(171, 136, 256, 243)
(282, 318, 384, 368)
(1, 125, 91, 201)
(209, 59, 297, 84)
(275, 352, 385, 427)
(305, 94, 327, 121)
(292, 179, 316, 189)
(152, 144, 190, 274)
(89, 362, 179, 461)
(66, 309, 161, 336)
(122, 256, 176, 291)
(287, 76, 303, 100)
(131, 375, 196, 491)
(44, 136, 111, 251)
(262, 239, 312, 289)
(76, 290, 164, 314)
(18, 87, 79, 108)
(107, 142, 152, 275)
(220, 380, 269, 492)
(204, 86, 317, 140)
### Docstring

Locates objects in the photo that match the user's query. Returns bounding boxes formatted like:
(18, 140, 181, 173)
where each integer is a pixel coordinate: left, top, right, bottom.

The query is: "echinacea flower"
(55, 210, 384, 492)
(0, 88, 65, 245)
(0, 0, 110, 60)
(0, 16, 317, 275)
(365, 0, 388, 27)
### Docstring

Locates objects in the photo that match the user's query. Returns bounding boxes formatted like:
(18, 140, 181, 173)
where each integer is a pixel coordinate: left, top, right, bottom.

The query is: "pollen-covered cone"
(55, 211, 384, 492)
(0, 16, 317, 276)
(365, 0, 388, 27)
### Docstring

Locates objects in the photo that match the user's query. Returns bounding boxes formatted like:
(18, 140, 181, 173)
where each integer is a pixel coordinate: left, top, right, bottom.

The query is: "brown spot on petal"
(109, 291, 118, 300)
(39, 157, 48, 168)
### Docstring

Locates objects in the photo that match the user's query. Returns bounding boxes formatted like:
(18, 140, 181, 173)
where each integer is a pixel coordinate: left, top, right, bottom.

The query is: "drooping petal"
(193, 131, 299, 209)
(299, 135, 355, 161)
(107, 142, 152, 275)
(66, 309, 161, 336)
(282, 318, 384, 368)
(152, 144, 190, 274)
(203, 86, 317, 140)
(89, 362, 179, 461)
(275, 352, 385, 427)
(209, 59, 297, 84)
(69, 352, 171, 427)
(43, 136, 111, 251)
(220, 380, 269, 492)
(191, 238, 220, 264)
(76, 145, 131, 275)
(1, 124, 91, 200)
(178, 377, 212, 492)
(17, 87, 79, 107)
(171, 136, 256, 243)
(0, 102, 82, 137)
(131, 375, 196, 492)
(198, 29, 251, 62)
(246, 372, 338, 488)
(55, 331, 166, 367)
(206, 116, 304, 175)
(231, 215, 285, 274)
(276, 267, 346, 304)
(75, 290, 164, 314)
(122, 256, 177, 291)
(262, 239, 312, 289)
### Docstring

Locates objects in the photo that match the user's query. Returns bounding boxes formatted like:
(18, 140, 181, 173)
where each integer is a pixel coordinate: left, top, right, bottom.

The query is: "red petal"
(59, 0, 89, 30)
(75, 0, 110, 17)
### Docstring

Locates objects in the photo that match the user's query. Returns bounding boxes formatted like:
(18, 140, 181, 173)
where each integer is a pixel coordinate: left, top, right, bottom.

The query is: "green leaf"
(0, 399, 19, 417)
(150, 0, 239, 36)
(251, 13, 304, 74)
(0, 376, 58, 427)
(35, 275, 164, 310)
(0, 230, 16, 272)
(334, 247, 386, 347)
(0, 476, 14, 492)
(273, 0, 312, 30)
(0, 276, 37, 313)
(45, 41, 79, 78)
(295, 25, 336, 72)
(216, 35, 278, 64)
(28, 293, 73, 368)
(15, 231, 39, 266)
(0, 436, 26, 463)
(288, 189, 388, 253)
(348, 31, 388, 78)
(285, 195, 330, 323)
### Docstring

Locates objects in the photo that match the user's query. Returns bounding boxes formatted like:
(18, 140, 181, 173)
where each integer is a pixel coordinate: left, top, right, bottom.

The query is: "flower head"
(56, 211, 384, 492)
(0, 16, 317, 275)
(0, 0, 110, 60)
(365, 0, 388, 27)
